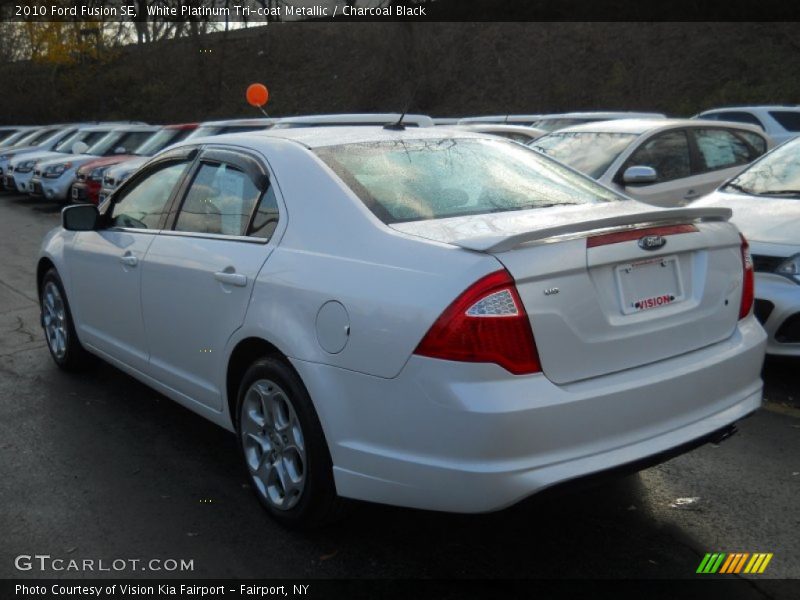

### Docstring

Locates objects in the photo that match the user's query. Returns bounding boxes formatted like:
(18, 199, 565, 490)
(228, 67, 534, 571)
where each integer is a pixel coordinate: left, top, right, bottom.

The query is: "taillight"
(414, 270, 541, 375)
(739, 233, 754, 320)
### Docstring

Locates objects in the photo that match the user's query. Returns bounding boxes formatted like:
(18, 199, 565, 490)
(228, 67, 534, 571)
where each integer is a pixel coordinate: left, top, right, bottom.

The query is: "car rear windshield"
(531, 131, 638, 178)
(314, 138, 624, 224)
(769, 111, 800, 132)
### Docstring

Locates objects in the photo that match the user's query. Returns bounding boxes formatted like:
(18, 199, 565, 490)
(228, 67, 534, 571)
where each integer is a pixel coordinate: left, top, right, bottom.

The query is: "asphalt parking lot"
(0, 192, 798, 592)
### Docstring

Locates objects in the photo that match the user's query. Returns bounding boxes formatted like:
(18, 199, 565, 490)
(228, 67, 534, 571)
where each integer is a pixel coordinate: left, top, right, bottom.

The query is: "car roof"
(164, 122, 199, 130)
(458, 115, 543, 124)
(697, 105, 800, 112)
(111, 124, 160, 132)
(451, 123, 546, 136)
(535, 111, 666, 120)
(198, 118, 277, 127)
(274, 113, 434, 128)
(541, 118, 764, 135)
(194, 125, 491, 150)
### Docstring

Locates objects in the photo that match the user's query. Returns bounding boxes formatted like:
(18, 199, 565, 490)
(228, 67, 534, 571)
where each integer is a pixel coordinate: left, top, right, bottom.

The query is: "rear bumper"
(754, 273, 800, 356)
(291, 316, 766, 513)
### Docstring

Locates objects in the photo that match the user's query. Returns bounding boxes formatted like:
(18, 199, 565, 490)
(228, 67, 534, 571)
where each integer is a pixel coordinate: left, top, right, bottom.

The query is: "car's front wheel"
(40, 268, 89, 370)
(236, 357, 344, 528)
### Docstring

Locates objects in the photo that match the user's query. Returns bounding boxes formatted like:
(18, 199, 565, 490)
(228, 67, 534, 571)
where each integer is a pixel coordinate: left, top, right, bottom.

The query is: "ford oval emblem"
(638, 235, 667, 251)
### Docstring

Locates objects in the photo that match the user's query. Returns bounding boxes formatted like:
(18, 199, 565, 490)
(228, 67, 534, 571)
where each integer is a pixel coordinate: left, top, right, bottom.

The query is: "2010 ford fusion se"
(37, 125, 766, 527)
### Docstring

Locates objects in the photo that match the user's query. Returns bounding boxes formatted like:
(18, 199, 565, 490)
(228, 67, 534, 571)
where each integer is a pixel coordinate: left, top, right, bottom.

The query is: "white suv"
(694, 106, 800, 145)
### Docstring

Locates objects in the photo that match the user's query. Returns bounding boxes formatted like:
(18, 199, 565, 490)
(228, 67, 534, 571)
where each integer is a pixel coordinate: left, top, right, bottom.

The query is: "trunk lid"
(393, 203, 744, 384)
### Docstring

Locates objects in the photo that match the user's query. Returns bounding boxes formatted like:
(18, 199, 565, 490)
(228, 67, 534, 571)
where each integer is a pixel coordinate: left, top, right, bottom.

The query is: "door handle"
(683, 189, 700, 200)
(214, 270, 248, 287)
(119, 253, 138, 267)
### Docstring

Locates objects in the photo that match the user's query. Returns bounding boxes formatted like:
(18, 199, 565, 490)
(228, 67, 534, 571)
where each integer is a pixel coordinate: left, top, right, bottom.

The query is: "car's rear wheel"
(236, 356, 344, 528)
(40, 268, 89, 370)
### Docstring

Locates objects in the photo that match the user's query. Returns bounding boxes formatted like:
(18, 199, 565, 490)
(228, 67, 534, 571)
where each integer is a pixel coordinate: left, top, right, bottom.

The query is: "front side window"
(724, 137, 800, 197)
(624, 130, 691, 183)
(109, 161, 189, 229)
(174, 162, 262, 236)
(532, 131, 638, 179)
(316, 138, 625, 224)
(692, 128, 754, 172)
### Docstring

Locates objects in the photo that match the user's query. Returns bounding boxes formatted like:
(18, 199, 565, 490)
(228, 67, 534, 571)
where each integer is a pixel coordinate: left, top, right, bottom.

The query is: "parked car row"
(5, 105, 800, 208)
(4, 105, 798, 368)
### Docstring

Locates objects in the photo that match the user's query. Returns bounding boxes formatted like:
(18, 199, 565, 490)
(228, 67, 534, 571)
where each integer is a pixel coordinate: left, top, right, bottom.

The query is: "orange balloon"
(246, 83, 269, 107)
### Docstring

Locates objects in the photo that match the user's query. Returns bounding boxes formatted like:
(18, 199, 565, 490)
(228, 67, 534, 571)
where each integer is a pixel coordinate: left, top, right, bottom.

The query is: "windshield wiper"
(755, 189, 800, 197)
(723, 181, 750, 194)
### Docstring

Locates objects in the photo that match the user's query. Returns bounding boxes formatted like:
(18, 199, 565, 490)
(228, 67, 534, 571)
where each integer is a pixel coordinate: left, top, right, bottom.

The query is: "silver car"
(532, 119, 772, 207)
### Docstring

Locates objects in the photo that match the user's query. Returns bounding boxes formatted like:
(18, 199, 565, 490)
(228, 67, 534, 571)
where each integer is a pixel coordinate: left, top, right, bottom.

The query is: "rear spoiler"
(453, 207, 733, 253)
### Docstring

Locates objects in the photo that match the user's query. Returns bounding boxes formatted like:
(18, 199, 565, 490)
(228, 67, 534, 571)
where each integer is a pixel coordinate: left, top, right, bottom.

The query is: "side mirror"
(62, 204, 99, 231)
(623, 165, 657, 185)
(114, 146, 127, 155)
(71, 141, 89, 154)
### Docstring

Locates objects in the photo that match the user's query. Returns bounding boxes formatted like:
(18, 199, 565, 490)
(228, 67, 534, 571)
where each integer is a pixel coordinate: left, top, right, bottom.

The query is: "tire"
(236, 356, 345, 529)
(40, 268, 90, 370)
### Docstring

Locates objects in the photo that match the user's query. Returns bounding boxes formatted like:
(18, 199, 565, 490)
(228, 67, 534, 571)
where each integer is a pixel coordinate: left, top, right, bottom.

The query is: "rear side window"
(692, 128, 755, 171)
(110, 161, 190, 229)
(315, 138, 624, 224)
(702, 111, 764, 130)
(174, 162, 262, 236)
(249, 187, 280, 240)
(769, 111, 800, 132)
(737, 131, 767, 155)
(625, 130, 691, 183)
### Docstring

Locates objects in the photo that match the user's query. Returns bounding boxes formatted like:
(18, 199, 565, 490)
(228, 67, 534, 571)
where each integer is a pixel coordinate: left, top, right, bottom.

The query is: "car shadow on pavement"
(7, 194, 62, 214)
(5, 337, 796, 599)
(17, 357, 720, 582)
(762, 356, 800, 411)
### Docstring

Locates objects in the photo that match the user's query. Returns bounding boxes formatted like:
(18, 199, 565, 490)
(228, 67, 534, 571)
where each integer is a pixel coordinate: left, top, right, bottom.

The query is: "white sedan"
(695, 136, 800, 356)
(39, 126, 765, 527)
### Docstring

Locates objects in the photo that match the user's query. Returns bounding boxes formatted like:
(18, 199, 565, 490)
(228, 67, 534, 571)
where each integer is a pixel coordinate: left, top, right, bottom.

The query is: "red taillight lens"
(739, 233, 754, 320)
(414, 270, 541, 375)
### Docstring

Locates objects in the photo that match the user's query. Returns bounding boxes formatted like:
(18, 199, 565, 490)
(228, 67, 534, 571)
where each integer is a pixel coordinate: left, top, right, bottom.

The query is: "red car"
(71, 123, 198, 204)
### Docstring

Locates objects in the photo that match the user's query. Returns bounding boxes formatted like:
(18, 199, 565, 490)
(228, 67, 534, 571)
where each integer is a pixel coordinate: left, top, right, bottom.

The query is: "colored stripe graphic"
(700, 553, 773, 574)
(719, 554, 736, 574)
(698, 553, 726, 574)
